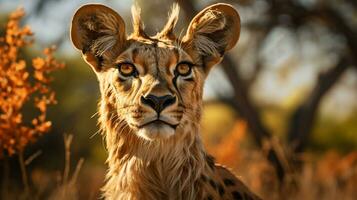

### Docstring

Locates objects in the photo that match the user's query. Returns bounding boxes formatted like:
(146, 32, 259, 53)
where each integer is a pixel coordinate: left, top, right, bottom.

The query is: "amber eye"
(118, 63, 137, 77)
(175, 62, 193, 77)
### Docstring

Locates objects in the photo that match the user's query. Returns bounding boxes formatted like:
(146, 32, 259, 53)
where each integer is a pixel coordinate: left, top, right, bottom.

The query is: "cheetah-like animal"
(70, 3, 262, 200)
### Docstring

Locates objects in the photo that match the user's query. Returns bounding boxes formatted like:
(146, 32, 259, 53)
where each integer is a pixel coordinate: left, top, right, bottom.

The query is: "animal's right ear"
(70, 4, 126, 72)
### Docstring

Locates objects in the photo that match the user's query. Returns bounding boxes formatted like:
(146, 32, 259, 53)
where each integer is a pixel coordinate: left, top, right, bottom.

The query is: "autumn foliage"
(0, 8, 64, 156)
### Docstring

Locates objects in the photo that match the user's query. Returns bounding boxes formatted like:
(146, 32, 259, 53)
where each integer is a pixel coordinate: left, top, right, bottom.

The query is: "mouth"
(138, 119, 178, 129)
(134, 118, 179, 140)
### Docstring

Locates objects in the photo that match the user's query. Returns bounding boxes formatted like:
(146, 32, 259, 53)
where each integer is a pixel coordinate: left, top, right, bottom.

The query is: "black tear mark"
(172, 76, 184, 103)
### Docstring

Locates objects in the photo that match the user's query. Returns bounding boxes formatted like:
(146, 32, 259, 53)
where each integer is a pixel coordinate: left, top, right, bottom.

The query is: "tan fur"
(71, 3, 262, 200)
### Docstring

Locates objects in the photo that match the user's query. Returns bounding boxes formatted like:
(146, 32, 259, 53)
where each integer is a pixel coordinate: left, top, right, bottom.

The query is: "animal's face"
(99, 40, 206, 140)
(70, 3, 240, 140)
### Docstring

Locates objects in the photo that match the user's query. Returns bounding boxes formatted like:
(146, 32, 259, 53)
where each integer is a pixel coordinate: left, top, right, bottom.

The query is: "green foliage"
(310, 111, 357, 153)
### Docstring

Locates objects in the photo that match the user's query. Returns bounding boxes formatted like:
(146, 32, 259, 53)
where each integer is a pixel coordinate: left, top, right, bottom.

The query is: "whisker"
(91, 111, 99, 119)
(90, 129, 102, 139)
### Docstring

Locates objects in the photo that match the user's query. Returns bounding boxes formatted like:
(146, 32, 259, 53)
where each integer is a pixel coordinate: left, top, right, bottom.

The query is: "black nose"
(141, 94, 176, 113)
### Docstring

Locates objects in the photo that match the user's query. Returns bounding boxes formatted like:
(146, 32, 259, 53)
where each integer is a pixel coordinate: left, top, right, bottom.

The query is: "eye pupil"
(179, 65, 189, 73)
(176, 62, 192, 76)
(118, 63, 136, 77)
(122, 65, 131, 72)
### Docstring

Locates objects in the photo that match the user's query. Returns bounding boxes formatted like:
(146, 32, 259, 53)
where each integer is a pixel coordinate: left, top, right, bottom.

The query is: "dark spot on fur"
(209, 179, 217, 189)
(201, 174, 208, 182)
(205, 195, 213, 200)
(206, 155, 215, 170)
(218, 183, 225, 196)
(232, 191, 243, 200)
(244, 193, 254, 200)
(223, 178, 236, 186)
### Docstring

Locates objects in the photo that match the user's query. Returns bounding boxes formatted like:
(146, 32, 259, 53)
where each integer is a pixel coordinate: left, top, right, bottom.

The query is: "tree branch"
(264, 0, 357, 153)
(266, 0, 357, 66)
(287, 57, 351, 153)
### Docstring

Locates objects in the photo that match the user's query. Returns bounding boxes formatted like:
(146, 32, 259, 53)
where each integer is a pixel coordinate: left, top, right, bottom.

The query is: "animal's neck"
(99, 99, 210, 199)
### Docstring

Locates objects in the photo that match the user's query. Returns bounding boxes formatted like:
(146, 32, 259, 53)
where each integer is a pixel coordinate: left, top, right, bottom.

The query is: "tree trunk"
(287, 57, 351, 153)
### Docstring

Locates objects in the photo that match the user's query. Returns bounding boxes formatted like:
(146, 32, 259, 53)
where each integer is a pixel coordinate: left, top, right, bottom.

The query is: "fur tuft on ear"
(182, 3, 240, 72)
(131, 4, 148, 38)
(157, 3, 180, 39)
(70, 4, 126, 71)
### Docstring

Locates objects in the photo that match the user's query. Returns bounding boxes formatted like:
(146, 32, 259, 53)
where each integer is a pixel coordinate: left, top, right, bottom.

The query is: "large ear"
(182, 3, 240, 73)
(70, 4, 126, 72)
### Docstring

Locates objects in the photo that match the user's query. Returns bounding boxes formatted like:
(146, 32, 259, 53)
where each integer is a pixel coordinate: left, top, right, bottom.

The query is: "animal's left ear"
(182, 3, 240, 73)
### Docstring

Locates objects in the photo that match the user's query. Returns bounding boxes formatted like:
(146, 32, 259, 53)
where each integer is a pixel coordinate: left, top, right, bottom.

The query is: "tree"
(177, 0, 356, 182)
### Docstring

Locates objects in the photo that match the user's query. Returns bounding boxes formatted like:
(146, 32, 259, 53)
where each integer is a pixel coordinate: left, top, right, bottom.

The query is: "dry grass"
(205, 121, 357, 200)
(3, 122, 355, 200)
(0, 134, 85, 200)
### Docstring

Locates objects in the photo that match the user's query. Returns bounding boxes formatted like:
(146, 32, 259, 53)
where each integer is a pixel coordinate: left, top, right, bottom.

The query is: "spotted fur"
(71, 3, 262, 200)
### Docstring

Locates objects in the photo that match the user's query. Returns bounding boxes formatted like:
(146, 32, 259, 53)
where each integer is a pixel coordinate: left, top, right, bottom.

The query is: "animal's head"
(70, 3, 240, 140)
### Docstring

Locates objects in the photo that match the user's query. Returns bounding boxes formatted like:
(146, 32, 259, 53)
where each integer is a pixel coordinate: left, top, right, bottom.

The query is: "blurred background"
(0, 0, 356, 199)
